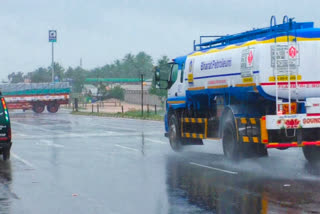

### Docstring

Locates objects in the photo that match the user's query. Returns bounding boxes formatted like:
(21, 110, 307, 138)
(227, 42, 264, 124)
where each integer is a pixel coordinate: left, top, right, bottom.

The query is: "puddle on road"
(166, 154, 320, 214)
(0, 161, 18, 214)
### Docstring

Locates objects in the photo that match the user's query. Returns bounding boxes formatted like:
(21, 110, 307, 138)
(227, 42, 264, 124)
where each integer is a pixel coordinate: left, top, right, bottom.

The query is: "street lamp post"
(49, 30, 57, 82)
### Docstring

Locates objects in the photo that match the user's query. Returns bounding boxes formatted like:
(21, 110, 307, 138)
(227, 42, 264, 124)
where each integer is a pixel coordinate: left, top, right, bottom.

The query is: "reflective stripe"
(207, 85, 228, 89)
(243, 136, 249, 142)
(250, 118, 256, 125)
(188, 86, 205, 91)
(167, 100, 186, 104)
(260, 116, 268, 144)
(235, 83, 256, 87)
(241, 118, 247, 124)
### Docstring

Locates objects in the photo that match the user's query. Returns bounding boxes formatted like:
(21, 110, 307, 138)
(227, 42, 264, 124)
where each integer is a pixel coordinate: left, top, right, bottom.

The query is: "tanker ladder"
(272, 16, 301, 138)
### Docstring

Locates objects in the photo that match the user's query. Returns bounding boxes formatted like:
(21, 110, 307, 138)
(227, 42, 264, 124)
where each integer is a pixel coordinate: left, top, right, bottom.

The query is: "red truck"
(0, 82, 70, 113)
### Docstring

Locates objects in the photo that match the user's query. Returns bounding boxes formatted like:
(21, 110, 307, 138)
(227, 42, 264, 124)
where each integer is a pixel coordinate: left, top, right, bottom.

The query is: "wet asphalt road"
(0, 110, 320, 213)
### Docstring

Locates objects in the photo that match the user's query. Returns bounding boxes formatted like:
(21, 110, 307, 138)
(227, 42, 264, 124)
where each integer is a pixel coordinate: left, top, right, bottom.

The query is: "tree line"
(7, 52, 170, 98)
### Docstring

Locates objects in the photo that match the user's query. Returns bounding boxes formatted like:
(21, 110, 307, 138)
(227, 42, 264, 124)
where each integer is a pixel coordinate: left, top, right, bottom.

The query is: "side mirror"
(154, 66, 168, 89)
(155, 67, 160, 82)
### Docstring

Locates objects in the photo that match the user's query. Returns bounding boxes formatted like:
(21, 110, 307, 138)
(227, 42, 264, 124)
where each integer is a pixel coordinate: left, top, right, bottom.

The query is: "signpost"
(49, 30, 57, 82)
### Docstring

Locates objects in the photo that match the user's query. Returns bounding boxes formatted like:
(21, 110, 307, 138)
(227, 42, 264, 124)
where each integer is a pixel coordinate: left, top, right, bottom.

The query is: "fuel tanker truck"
(154, 16, 320, 163)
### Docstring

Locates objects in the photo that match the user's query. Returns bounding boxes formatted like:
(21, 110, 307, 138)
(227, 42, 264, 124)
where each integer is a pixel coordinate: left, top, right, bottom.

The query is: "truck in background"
(0, 82, 70, 113)
(155, 16, 320, 163)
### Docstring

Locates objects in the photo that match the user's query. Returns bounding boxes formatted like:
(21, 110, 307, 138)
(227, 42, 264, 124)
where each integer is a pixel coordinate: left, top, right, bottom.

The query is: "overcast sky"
(1, 0, 319, 81)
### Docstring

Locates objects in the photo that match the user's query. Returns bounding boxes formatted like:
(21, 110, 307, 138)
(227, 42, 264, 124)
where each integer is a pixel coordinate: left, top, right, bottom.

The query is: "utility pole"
(80, 58, 83, 68)
(51, 42, 54, 82)
(141, 74, 144, 116)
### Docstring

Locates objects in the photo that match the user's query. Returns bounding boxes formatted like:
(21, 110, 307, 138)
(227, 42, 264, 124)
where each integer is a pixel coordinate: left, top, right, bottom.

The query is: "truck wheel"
(47, 103, 59, 113)
(169, 114, 183, 152)
(303, 146, 320, 163)
(243, 143, 268, 158)
(255, 144, 268, 157)
(32, 103, 45, 113)
(3, 148, 10, 161)
(222, 120, 242, 160)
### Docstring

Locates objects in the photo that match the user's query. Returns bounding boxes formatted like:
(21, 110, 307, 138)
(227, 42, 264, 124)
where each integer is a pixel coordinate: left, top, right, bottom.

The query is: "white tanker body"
(186, 28, 320, 101)
(155, 16, 320, 163)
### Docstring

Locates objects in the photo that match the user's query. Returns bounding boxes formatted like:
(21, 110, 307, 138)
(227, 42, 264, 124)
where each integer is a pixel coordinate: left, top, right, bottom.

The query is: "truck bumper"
(266, 114, 320, 130)
(264, 114, 320, 148)
(0, 141, 11, 150)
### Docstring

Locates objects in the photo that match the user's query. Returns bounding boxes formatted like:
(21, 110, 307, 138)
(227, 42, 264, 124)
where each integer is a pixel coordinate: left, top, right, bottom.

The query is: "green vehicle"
(0, 93, 11, 160)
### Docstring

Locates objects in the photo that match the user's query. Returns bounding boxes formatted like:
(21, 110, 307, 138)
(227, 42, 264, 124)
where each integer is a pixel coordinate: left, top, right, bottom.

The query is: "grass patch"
(71, 110, 164, 121)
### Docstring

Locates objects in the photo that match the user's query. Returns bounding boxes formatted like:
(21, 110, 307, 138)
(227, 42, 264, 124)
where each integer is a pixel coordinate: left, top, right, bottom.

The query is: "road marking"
(12, 132, 162, 140)
(115, 144, 139, 152)
(101, 125, 138, 131)
(144, 138, 167, 144)
(11, 152, 35, 169)
(11, 121, 61, 133)
(37, 140, 64, 148)
(190, 162, 238, 175)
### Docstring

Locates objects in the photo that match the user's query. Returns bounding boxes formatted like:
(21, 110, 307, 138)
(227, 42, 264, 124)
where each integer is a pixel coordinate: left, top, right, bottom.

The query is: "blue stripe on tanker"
(184, 71, 259, 81)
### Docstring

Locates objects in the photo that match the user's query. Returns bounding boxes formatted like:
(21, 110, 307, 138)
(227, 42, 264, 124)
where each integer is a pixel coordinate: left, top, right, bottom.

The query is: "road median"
(71, 110, 163, 121)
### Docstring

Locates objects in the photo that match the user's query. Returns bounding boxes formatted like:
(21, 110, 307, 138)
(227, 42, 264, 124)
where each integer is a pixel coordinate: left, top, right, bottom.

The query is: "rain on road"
(0, 110, 319, 213)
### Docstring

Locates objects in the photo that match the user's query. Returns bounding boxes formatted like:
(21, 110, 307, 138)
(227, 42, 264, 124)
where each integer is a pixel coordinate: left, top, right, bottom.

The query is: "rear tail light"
(1, 98, 9, 121)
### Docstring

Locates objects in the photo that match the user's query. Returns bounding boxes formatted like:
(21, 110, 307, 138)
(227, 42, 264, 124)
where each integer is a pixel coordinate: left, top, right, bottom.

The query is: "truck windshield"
(170, 64, 179, 83)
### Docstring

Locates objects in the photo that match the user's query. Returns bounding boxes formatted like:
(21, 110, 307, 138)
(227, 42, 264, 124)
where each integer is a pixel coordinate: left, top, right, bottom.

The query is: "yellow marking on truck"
(167, 100, 185, 104)
(207, 85, 229, 89)
(260, 193, 269, 214)
(204, 119, 208, 138)
(253, 137, 259, 143)
(269, 75, 302, 82)
(182, 118, 206, 124)
(198, 134, 204, 139)
(188, 73, 194, 83)
(235, 83, 256, 87)
(243, 136, 249, 142)
(185, 133, 190, 138)
(192, 133, 197, 138)
(260, 116, 268, 144)
(242, 77, 253, 83)
(188, 86, 205, 91)
(241, 118, 247, 124)
(250, 118, 256, 125)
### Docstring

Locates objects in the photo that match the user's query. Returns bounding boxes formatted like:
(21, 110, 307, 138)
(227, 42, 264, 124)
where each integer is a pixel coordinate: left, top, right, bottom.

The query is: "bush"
(109, 86, 125, 100)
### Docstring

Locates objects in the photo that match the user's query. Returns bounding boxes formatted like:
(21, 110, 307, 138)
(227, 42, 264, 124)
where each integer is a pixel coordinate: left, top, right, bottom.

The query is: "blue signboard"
(49, 30, 57, 42)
